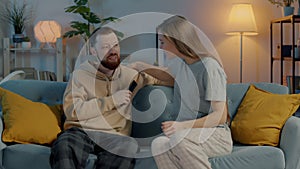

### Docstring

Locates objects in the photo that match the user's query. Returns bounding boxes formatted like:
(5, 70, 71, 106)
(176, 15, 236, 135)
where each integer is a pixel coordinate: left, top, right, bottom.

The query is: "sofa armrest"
(0, 114, 6, 150)
(280, 116, 300, 169)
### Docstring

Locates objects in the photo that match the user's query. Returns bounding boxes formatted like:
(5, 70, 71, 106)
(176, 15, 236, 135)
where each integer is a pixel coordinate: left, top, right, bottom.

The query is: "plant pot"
(283, 6, 294, 16)
(22, 42, 31, 48)
(12, 34, 24, 43)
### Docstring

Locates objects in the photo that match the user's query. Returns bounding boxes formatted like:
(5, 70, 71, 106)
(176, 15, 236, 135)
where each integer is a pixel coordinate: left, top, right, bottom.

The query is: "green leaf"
(74, 6, 90, 13)
(70, 21, 89, 30)
(64, 5, 78, 13)
(0, 1, 28, 34)
(63, 30, 82, 38)
(63, 0, 122, 41)
(115, 30, 124, 40)
(81, 12, 101, 23)
(100, 17, 119, 25)
(75, 0, 88, 6)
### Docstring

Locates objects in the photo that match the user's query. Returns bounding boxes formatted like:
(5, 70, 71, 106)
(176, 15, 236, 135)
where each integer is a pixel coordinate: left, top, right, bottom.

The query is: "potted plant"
(0, 1, 30, 43)
(64, 0, 120, 42)
(22, 36, 31, 48)
(268, 0, 294, 6)
(268, 0, 295, 16)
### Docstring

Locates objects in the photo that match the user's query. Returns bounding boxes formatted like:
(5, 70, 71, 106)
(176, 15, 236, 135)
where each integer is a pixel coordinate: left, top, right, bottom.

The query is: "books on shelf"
(286, 75, 300, 94)
(39, 71, 57, 81)
(10, 67, 57, 81)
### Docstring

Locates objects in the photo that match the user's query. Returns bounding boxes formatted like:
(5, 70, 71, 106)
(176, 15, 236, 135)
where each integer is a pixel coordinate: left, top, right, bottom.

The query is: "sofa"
(0, 80, 299, 169)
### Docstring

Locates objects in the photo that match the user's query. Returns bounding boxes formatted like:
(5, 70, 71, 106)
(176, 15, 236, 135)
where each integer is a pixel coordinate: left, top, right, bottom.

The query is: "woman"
(133, 15, 232, 169)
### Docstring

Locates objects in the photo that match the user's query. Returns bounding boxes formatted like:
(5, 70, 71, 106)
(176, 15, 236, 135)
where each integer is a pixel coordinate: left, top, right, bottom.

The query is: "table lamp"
(34, 20, 61, 48)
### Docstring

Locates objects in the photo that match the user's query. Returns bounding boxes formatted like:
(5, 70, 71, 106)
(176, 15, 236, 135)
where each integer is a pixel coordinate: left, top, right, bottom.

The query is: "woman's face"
(158, 35, 179, 59)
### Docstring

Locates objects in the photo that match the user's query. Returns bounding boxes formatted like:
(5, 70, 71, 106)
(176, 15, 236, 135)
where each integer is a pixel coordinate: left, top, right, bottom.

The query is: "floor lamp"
(226, 4, 258, 83)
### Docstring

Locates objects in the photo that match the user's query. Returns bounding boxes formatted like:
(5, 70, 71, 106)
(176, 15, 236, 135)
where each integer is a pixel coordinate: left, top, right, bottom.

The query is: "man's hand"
(112, 90, 132, 107)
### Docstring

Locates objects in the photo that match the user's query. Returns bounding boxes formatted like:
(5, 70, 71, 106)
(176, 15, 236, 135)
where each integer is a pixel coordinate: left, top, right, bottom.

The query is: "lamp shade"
(226, 4, 258, 35)
(34, 20, 61, 43)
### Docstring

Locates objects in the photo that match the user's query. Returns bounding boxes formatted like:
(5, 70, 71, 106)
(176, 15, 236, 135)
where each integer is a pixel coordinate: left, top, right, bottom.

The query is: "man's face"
(92, 32, 121, 70)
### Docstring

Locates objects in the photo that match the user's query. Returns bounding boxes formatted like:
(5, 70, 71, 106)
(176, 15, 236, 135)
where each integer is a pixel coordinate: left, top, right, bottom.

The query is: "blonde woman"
(131, 15, 232, 169)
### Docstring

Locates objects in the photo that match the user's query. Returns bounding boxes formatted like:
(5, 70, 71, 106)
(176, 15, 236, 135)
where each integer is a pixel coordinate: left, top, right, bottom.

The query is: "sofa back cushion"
(0, 80, 67, 110)
(0, 80, 289, 145)
(226, 82, 288, 120)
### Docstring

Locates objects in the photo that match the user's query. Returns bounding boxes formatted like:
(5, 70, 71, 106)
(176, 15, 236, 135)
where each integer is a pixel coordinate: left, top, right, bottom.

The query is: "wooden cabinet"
(2, 38, 64, 81)
(270, 15, 300, 93)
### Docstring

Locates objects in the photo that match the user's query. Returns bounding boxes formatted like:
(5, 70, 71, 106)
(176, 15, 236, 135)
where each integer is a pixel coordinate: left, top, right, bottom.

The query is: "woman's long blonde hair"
(157, 15, 223, 67)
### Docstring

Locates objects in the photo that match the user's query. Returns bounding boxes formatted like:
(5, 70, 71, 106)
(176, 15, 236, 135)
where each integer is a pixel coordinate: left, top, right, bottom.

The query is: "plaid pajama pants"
(151, 125, 233, 169)
(50, 127, 138, 169)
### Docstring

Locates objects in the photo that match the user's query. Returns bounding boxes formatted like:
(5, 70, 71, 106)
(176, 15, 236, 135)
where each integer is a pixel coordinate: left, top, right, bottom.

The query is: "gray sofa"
(0, 80, 299, 169)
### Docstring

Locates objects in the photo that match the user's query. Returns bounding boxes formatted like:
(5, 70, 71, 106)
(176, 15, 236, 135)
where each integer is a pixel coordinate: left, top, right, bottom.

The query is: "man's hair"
(89, 27, 116, 47)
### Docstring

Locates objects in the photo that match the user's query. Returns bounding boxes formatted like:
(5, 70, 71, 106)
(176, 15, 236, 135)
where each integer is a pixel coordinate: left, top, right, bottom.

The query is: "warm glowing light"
(34, 20, 62, 43)
(226, 4, 258, 35)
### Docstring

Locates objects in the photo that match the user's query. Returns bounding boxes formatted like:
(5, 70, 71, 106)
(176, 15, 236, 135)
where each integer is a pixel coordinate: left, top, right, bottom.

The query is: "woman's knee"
(117, 137, 139, 156)
(123, 137, 138, 150)
(151, 136, 170, 156)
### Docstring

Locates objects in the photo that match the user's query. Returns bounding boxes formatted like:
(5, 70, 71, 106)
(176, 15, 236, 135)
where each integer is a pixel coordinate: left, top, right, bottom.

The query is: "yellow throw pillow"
(0, 87, 63, 145)
(231, 84, 300, 146)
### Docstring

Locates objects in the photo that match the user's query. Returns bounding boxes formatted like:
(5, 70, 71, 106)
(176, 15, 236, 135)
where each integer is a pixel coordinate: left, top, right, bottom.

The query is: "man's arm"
(63, 70, 131, 121)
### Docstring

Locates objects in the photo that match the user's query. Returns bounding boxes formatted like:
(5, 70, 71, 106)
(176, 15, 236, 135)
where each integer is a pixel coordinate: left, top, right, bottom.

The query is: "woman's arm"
(129, 61, 175, 85)
(162, 101, 228, 137)
(188, 101, 228, 128)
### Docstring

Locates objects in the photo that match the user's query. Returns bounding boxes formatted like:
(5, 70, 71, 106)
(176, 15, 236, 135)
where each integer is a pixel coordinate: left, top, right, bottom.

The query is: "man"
(50, 27, 172, 169)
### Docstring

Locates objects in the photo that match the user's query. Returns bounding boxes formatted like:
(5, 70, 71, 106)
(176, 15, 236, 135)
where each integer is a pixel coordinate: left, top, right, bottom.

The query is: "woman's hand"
(161, 121, 188, 137)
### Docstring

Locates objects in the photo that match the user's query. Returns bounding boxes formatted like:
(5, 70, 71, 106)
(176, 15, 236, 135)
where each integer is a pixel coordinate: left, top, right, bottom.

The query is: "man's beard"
(101, 54, 121, 70)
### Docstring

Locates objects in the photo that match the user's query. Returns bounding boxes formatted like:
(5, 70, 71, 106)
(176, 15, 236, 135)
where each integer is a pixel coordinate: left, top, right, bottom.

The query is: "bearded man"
(50, 27, 172, 169)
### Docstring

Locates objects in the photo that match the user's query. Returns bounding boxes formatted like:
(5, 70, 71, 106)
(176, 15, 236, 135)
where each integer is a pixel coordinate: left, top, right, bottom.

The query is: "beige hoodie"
(63, 60, 164, 136)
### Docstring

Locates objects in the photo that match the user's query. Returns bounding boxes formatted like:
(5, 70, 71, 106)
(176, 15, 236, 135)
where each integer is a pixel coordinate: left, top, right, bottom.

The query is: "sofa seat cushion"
(2, 144, 52, 169)
(135, 157, 158, 169)
(1, 144, 102, 169)
(130, 145, 285, 169)
(209, 145, 285, 169)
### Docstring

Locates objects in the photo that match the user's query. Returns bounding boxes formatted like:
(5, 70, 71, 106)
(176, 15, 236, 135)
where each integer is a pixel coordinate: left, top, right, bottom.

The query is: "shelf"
(2, 38, 64, 82)
(270, 15, 300, 93)
(9, 47, 56, 51)
(272, 57, 300, 61)
(271, 15, 300, 23)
